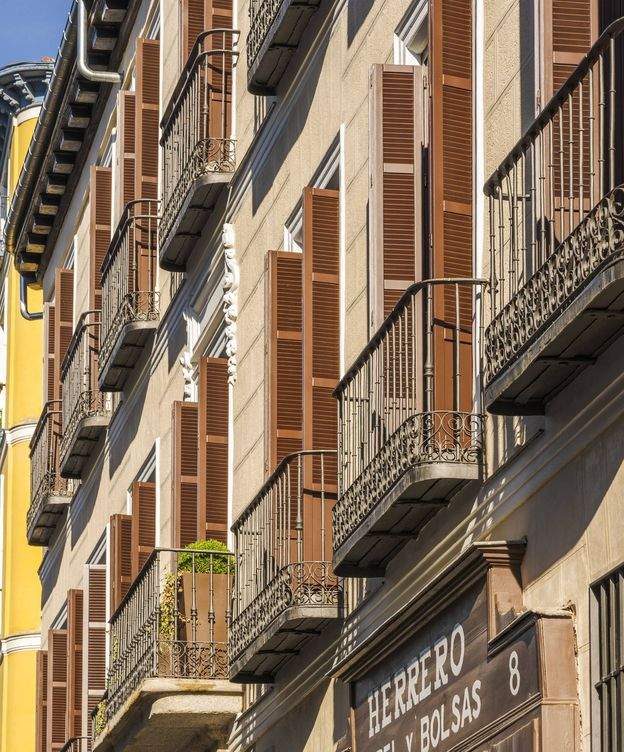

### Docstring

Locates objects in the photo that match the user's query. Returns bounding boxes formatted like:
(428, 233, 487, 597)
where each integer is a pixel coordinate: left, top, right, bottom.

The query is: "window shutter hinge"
(535, 90, 542, 113)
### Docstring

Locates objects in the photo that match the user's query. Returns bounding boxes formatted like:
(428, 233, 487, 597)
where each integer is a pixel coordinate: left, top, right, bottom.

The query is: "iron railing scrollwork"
(104, 548, 233, 727)
(28, 400, 73, 530)
(247, 0, 283, 69)
(160, 29, 239, 250)
(333, 279, 485, 550)
(230, 450, 340, 663)
(485, 18, 624, 386)
(99, 199, 160, 369)
(60, 311, 110, 464)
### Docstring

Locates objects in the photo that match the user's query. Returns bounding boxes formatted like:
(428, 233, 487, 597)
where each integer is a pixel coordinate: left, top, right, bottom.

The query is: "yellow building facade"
(0, 62, 51, 752)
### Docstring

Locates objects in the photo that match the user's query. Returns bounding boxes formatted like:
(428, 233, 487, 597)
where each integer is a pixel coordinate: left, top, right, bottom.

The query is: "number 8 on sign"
(509, 650, 520, 696)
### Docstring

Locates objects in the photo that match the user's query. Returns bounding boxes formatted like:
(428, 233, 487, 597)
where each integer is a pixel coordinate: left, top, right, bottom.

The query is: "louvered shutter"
(54, 268, 74, 394)
(198, 357, 228, 542)
(204, 0, 234, 139)
(65, 589, 83, 739)
(83, 564, 106, 731)
(47, 629, 68, 752)
(172, 401, 199, 547)
(44, 303, 56, 402)
(302, 188, 339, 457)
(180, 0, 205, 65)
(134, 38, 160, 298)
(89, 166, 112, 312)
(110, 513, 132, 613)
(302, 188, 339, 561)
(35, 651, 48, 752)
(369, 65, 425, 327)
(265, 250, 303, 474)
(540, 1, 598, 217)
(131, 481, 156, 578)
(430, 0, 474, 413)
(541, 0, 597, 100)
(135, 39, 160, 202)
(115, 91, 136, 219)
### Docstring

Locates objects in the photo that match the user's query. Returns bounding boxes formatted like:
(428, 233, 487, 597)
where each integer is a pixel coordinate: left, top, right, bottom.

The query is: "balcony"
(484, 20, 624, 415)
(99, 200, 160, 392)
(247, 0, 321, 94)
(159, 30, 239, 271)
(229, 450, 341, 683)
(93, 548, 241, 752)
(27, 400, 73, 545)
(332, 280, 484, 577)
(60, 738, 90, 752)
(60, 312, 111, 479)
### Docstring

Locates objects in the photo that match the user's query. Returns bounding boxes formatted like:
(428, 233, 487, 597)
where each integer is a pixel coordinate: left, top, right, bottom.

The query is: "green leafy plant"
(93, 699, 107, 737)
(158, 541, 233, 641)
(177, 538, 234, 574)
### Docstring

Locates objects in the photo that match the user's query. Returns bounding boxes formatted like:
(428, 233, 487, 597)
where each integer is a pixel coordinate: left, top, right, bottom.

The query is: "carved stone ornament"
(222, 223, 239, 386)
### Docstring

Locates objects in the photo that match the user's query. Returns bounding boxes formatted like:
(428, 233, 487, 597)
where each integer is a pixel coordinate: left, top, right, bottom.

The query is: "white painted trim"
(338, 124, 346, 375)
(4, 421, 36, 446)
(0, 632, 41, 656)
(393, 0, 428, 65)
(154, 436, 161, 548)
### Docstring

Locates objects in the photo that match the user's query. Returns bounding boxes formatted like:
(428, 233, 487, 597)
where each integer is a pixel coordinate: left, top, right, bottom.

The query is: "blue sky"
(0, 0, 70, 68)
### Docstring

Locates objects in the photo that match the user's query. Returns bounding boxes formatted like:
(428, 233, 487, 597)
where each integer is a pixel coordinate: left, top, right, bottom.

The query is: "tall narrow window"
(592, 565, 624, 750)
(172, 400, 199, 547)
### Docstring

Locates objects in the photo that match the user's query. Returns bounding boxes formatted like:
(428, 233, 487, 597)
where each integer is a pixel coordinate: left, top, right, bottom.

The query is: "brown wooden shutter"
(172, 401, 199, 546)
(44, 303, 57, 403)
(35, 650, 48, 752)
(180, 0, 205, 65)
(204, 0, 234, 139)
(131, 481, 156, 578)
(301, 189, 340, 562)
(47, 628, 68, 752)
(89, 166, 112, 311)
(54, 268, 74, 393)
(65, 589, 83, 739)
(198, 357, 228, 542)
(83, 564, 106, 731)
(369, 65, 425, 328)
(541, 0, 597, 101)
(110, 513, 132, 613)
(302, 188, 340, 457)
(135, 39, 160, 203)
(430, 0, 474, 413)
(265, 250, 303, 475)
(115, 91, 136, 218)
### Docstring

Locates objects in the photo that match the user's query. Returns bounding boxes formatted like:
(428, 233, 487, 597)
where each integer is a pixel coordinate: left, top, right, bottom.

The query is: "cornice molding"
(4, 421, 36, 446)
(0, 631, 41, 659)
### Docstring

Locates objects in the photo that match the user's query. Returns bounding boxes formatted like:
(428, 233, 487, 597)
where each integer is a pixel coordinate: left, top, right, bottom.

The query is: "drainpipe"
(77, 0, 121, 84)
(20, 275, 42, 321)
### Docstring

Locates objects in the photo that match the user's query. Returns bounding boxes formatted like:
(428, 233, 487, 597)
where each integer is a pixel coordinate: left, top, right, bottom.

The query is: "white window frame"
(394, 0, 429, 65)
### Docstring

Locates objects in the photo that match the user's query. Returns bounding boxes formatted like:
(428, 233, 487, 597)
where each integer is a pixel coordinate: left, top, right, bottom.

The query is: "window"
(591, 566, 624, 749)
(394, 0, 428, 65)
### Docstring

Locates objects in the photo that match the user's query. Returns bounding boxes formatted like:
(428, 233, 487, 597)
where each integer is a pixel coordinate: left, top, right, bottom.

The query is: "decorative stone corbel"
(222, 223, 239, 385)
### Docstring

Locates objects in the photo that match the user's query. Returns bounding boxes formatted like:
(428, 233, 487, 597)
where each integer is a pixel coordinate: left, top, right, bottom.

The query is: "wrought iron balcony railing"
(59, 737, 90, 752)
(247, 0, 321, 94)
(229, 450, 340, 683)
(27, 400, 73, 545)
(60, 311, 111, 479)
(333, 279, 485, 576)
(159, 29, 239, 271)
(99, 199, 160, 391)
(101, 547, 233, 729)
(484, 18, 624, 415)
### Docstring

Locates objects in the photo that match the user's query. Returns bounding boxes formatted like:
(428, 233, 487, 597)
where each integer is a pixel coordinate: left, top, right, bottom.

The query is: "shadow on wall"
(250, 19, 330, 214)
(347, 0, 375, 47)
(70, 452, 106, 550)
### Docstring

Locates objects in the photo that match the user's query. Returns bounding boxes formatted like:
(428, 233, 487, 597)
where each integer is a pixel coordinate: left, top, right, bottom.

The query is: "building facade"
(5, 0, 624, 750)
(0, 60, 52, 752)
